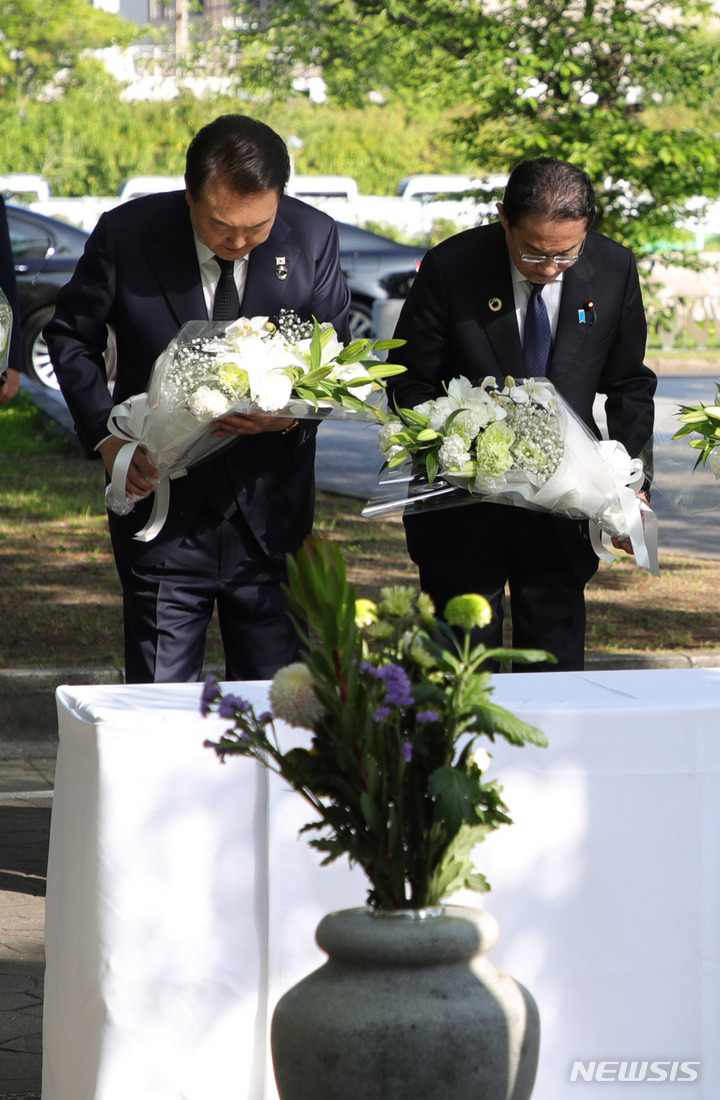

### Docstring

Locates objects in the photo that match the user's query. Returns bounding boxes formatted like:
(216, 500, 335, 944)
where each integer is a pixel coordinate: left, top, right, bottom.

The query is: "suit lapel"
(549, 251, 596, 387)
(144, 206, 207, 326)
(242, 211, 300, 318)
(473, 228, 524, 379)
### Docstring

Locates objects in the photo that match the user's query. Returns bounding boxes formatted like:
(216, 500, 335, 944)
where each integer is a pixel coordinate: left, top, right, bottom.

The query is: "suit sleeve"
(44, 213, 117, 455)
(309, 218, 351, 343)
(597, 251, 656, 460)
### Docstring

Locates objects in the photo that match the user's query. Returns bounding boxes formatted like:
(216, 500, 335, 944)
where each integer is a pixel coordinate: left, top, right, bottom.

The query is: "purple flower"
(359, 661, 383, 679)
(401, 741, 413, 762)
(373, 706, 391, 723)
(416, 710, 439, 724)
(378, 664, 414, 708)
(200, 674, 220, 716)
(258, 711, 273, 726)
(218, 694, 249, 720)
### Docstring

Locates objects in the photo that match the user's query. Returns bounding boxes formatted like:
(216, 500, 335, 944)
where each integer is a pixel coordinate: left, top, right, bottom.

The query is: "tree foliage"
(225, 0, 720, 251)
(0, 0, 137, 101)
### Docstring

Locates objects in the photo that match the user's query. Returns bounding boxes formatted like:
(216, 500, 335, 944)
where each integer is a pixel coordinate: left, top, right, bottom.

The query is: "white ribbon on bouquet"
(104, 394, 201, 543)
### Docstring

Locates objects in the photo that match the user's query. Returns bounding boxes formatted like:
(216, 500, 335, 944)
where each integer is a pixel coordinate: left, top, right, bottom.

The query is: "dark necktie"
(523, 282, 553, 377)
(212, 256, 240, 321)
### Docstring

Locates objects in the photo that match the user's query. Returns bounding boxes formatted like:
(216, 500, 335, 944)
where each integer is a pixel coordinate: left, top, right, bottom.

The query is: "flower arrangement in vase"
(202, 536, 550, 911)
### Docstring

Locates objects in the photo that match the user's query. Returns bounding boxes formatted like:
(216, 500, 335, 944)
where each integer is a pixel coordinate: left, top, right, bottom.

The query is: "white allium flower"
(269, 663, 326, 729)
(188, 386, 232, 420)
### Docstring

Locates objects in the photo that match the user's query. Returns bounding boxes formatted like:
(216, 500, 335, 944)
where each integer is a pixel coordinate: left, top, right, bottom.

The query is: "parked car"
(335, 222, 425, 339)
(4, 204, 109, 389)
(6, 205, 424, 389)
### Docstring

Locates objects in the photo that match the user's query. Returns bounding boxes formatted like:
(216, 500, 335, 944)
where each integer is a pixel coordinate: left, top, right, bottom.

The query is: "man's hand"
(98, 436, 159, 499)
(0, 369, 20, 406)
(610, 491, 649, 555)
(211, 412, 296, 437)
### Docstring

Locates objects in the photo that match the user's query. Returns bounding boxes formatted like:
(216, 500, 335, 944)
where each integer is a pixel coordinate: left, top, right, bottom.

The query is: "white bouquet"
(105, 311, 404, 540)
(365, 375, 658, 575)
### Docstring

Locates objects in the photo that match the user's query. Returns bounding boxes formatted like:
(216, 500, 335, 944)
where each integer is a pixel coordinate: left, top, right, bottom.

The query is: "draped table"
(43, 668, 720, 1099)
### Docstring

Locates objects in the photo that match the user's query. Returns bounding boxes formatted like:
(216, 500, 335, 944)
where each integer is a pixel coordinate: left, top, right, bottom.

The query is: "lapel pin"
(579, 299, 596, 325)
(488, 297, 502, 312)
(275, 257, 289, 280)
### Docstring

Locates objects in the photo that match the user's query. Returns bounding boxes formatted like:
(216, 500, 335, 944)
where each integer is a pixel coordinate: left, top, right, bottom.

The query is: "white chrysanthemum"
(709, 449, 720, 480)
(269, 663, 326, 729)
(378, 419, 405, 458)
(188, 385, 232, 420)
(438, 433, 472, 470)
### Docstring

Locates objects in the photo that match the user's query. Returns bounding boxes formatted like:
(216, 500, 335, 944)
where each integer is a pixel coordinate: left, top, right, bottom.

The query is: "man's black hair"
(185, 114, 291, 200)
(502, 157, 596, 228)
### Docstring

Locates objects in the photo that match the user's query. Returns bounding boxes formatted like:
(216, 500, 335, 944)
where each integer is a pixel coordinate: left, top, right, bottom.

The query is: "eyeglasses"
(511, 229, 586, 267)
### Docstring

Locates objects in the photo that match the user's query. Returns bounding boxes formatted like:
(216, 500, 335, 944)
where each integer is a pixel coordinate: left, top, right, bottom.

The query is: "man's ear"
(496, 202, 509, 230)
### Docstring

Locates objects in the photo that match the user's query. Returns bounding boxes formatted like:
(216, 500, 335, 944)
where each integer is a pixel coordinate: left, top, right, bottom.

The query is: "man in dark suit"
(388, 157, 656, 671)
(45, 114, 351, 683)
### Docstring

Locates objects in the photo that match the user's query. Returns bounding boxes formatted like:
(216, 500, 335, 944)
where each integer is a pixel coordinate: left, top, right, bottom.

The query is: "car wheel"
(24, 306, 61, 390)
(348, 299, 373, 341)
(23, 306, 118, 391)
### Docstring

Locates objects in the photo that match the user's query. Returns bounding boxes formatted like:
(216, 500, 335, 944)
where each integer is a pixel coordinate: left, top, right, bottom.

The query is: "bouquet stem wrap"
(104, 314, 404, 542)
(365, 376, 659, 576)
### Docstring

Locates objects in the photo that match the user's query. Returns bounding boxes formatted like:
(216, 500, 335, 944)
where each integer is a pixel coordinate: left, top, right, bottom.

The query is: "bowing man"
(45, 114, 351, 684)
(388, 156, 656, 671)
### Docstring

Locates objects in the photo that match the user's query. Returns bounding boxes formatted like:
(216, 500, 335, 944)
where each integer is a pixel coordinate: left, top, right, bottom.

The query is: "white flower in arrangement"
(250, 368, 294, 412)
(187, 385, 233, 420)
(452, 405, 494, 439)
(438, 432, 472, 471)
(330, 362, 375, 403)
(378, 418, 405, 460)
(269, 662, 327, 729)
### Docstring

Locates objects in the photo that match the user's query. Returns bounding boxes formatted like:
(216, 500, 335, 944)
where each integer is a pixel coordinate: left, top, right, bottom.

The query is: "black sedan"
(6, 205, 424, 388)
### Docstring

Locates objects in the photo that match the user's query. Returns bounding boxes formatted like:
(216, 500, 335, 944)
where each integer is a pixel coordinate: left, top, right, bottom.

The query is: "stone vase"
(271, 905, 540, 1100)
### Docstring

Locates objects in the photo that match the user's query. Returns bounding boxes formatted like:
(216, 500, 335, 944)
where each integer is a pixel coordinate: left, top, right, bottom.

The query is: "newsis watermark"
(569, 1061, 700, 1084)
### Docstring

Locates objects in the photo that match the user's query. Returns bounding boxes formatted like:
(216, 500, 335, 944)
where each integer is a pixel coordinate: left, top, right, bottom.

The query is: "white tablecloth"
(43, 669, 720, 1099)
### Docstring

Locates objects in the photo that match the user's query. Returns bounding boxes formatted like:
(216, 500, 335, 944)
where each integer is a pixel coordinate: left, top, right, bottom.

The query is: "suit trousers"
(404, 502, 597, 672)
(114, 504, 301, 684)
